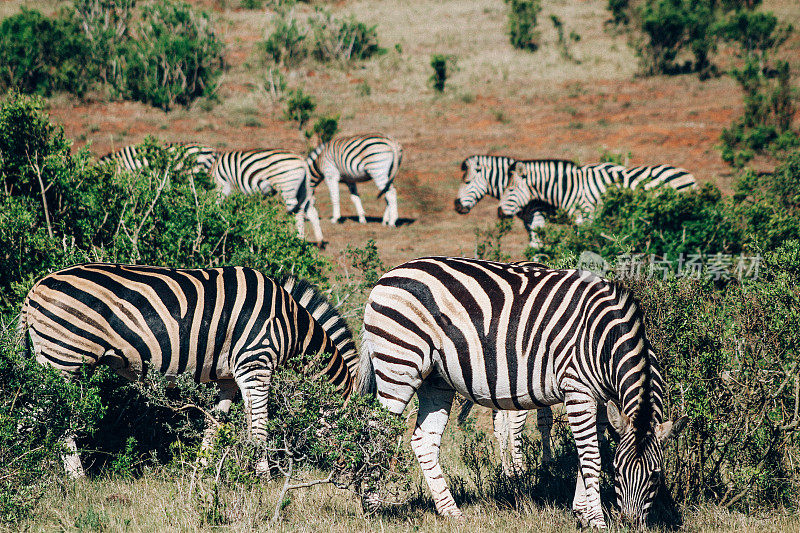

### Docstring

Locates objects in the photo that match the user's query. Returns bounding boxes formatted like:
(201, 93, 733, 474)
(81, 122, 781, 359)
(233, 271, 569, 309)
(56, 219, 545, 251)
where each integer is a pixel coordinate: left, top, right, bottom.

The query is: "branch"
(30, 158, 53, 239)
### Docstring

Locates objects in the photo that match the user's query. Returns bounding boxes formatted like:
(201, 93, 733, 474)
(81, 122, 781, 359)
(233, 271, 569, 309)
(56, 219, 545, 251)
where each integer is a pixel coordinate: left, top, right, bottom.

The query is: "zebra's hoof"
(330, 217, 342, 224)
(358, 218, 367, 224)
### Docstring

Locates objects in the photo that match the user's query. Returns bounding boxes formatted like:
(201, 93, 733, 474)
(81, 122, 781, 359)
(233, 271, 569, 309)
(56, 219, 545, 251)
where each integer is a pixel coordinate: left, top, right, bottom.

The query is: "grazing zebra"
(454, 155, 579, 248)
(212, 149, 324, 245)
(18, 263, 357, 476)
(359, 257, 685, 527)
(99, 142, 216, 174)
(498, 162, 697, 247)
(306, 133, 402, 226)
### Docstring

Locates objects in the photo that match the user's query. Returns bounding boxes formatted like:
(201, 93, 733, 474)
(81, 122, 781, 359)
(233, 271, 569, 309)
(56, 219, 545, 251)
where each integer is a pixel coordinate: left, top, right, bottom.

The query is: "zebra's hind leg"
(413, 375, 462, 518)
(63, 433, 84, 478)
(199, 379, 239, 465)
(294, 211, 306, 239)
(346, 182, 367, 224)
(234, 369, 273, 475)
(537, 407, 553, 464)
(382, 186, 399, 227)
(305, 200, 325, 245)
(564, 390, 606, 529)
(492, 409, 529, 476)
(323, 170, 342, 223)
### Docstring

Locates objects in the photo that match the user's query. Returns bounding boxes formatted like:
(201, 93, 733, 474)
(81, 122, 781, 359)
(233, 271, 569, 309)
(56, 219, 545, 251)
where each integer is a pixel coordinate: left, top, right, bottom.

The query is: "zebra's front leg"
(413, 376, 462, 518)
(522, 209, 546, 249)
(346, 182, 367, 224)
(564, 390, 606, 529)
(382, 185, 399, 227)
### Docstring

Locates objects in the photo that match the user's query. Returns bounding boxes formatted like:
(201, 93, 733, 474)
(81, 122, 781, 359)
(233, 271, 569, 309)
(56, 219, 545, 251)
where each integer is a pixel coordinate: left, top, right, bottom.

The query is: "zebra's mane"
(605, 281, 661, 447)
(279, 276, 358, 372)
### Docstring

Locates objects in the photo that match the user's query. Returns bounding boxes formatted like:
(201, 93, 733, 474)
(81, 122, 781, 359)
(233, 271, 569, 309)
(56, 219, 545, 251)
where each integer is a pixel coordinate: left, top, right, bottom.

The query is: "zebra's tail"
(357, 329, 377, 397)
(16, 296, 31, 356)
(281, 276, 359, 375)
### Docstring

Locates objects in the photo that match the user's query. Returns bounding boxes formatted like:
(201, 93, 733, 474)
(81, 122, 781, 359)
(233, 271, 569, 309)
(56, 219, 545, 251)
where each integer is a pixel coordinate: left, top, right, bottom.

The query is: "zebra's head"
(455, 156, 491, 214)
(497, 162, 538, 218)
(607, 401, 687, 528)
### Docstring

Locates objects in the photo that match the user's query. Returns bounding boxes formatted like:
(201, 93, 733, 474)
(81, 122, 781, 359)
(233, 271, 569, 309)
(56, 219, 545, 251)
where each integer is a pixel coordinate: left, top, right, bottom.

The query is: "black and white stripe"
(455, 156, 579, 247)
(99, 142, 216, 175)
(306, 133, 402, 226)
(212, 149, 324, 244)
(499, 162, 697, 247)
(359, 257, 684, 527)
(19, 263, 357, 476)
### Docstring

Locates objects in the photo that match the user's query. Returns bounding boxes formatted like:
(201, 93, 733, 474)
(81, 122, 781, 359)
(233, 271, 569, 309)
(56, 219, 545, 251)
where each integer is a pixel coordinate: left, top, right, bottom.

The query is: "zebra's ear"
(655, 415, 688, 444)
(606, 401, 631, 435)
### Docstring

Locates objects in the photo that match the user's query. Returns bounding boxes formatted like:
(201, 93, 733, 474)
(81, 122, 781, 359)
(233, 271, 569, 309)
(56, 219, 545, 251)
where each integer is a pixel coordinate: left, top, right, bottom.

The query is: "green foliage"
(0, 328, 106, 523)
(262, 11, 308, 66)
(636, 0, 717, 76)
(608, 0, 630, 25)
(504, 0, 542, 52)
(283, 88, 316, 129)
(119, 0, 224, 111)
(715, 9, 792, 67)
(309, 114, 339, 144)
(260, 5, 382, 67)
(550, 15, 580, 63)
(720, 59, 798, 167)
(0, 1, 223, 110)
(622, 259, 800, 508)
(475, 218, 513, 262)
(309, 9, 384, 62)
(429, 54, 456, 93)
(598, 148, 631, 166)
(0, 9, 95, 96)
(0, 92, 328, 315)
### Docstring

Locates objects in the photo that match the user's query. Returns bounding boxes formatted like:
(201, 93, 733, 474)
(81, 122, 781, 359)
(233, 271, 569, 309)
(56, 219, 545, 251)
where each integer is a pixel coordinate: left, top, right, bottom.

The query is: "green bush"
(0, 92, 329, 315)
(429, 54, 457, 93)
(120, 0, 224, 111)
(309, 114, 339, 144)
(0, 9, 95, 96)
(0, 328, 106, 523)
(283, 88, 316, 129)
(262, 12, 308, 66)
(309, 10, 383, 62)
(504, 0, 542, 52)
(720, 59, 798, 167)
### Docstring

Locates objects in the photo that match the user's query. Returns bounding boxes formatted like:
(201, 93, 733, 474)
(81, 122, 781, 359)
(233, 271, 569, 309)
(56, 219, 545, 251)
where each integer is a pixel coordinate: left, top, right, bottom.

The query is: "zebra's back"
(308, 133, 402, 185)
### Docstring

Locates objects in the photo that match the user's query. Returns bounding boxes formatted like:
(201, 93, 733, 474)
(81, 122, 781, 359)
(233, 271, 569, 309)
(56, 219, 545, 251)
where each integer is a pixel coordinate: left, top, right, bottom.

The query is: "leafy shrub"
(0, 9, 95, 96)
(0, 92, 329, 316)
(262, 11, 308, 66)
(504, 0, 542, 52)
(429, 54, 456, 93)
(551, 15, 581, 63)
(120, 0, 224, 111)
(309, 10, 383, 62)
(608, 0, 630, 25)
(283, 88, 316, 129)
(71, 0, 136, 88)
(0, 328, 106, 523)
(720, 59, 798, 167)
(636, 0, 717, 76)
(309, 114, 339, 144)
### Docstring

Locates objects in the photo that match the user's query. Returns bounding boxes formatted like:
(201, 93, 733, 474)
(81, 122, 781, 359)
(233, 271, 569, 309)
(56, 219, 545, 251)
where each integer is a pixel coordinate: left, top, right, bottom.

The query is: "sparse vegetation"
(429, 54, 457, 93)
(504, 0, 542, 51)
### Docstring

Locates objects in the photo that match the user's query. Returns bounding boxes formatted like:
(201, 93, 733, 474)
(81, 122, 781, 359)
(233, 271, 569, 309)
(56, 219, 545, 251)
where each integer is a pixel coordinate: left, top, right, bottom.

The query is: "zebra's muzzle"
(497, 206, 513, 219)
(454, 199, 470, 214)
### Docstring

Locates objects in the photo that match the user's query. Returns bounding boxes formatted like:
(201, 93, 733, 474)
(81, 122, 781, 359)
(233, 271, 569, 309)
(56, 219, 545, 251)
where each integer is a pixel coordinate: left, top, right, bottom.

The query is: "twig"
(272, 456, 294, 523)
(31, 159, 53, 239)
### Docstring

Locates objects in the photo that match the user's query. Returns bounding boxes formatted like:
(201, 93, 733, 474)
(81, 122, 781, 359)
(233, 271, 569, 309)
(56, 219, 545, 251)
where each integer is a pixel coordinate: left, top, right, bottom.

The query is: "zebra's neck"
(306, 144, 326, 181)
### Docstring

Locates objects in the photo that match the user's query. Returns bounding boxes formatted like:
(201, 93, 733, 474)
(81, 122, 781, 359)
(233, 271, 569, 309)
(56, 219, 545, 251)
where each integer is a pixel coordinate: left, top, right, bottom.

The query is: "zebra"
(498, 162, 697, 247)
(18, 263, 357, 477)
(99, 142, 216, 175)
(454, 155, 580, 248)
(359, 257, 686, 527)
(211, 149, 325, 245)
(306, 133, 402, 226)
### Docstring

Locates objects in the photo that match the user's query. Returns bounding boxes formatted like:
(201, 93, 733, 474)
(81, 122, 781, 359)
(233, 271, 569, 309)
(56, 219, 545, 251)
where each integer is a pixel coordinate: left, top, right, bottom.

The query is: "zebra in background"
(18, 263, 357, 476)
(360, 257, 685, 527)
(498, 161, 697, 247)
(212, 149, 325, 245)
(307, 133, 402, 226)
(99, 142, 216, 175)
(454, 155, 579, 248)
